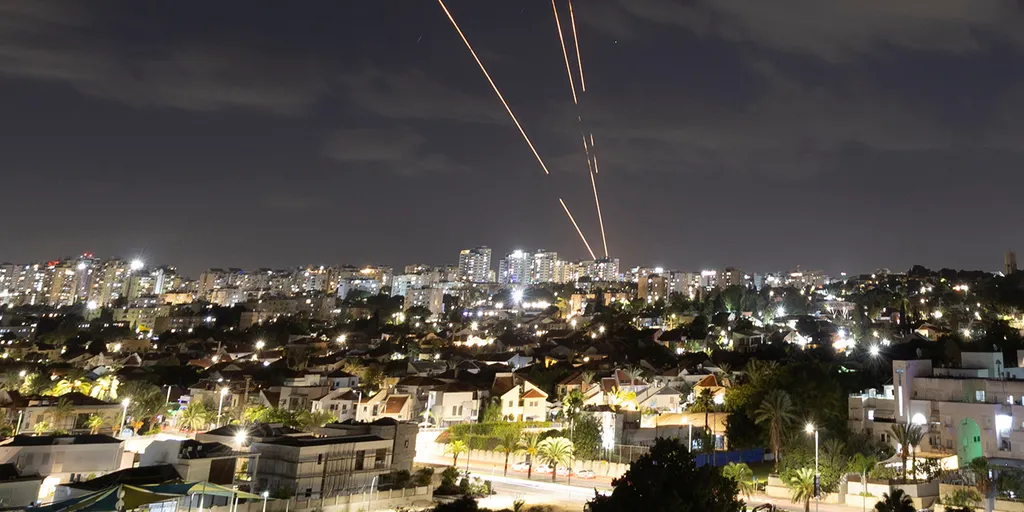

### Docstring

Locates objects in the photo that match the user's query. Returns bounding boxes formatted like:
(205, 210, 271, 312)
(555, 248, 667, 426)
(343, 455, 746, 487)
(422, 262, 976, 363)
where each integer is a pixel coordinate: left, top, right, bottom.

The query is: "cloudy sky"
(2, 0, 1024, 276)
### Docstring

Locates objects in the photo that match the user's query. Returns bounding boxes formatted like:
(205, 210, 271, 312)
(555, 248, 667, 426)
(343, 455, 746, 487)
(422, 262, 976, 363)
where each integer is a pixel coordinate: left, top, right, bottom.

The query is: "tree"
(889, 423, 923, 483)
(572, 414, 603, 461)
(788, 467, 816, 512)
(849, 453, 877, 512)
(120, 381, 165, 429)
(51, 397, 76, 430)
(445, 440, 468, 467)
(754, 389, 798, 471)
(968, 457, 994, 508)
(873, 489, 915, 512)
(538, 437, 573, 482)
(297, 409, 335, 430)
(179, 402, 211, 432)
(517, 433, 541, 480)
(691, 388, 715, 432)
(494, 425, 523, 476)
(86, 414, 106, 435)
(722, 462, 754, 498)
(580, 371, 595, 391)
(588, 438, 743, 512)
(479, 398, 502, 423)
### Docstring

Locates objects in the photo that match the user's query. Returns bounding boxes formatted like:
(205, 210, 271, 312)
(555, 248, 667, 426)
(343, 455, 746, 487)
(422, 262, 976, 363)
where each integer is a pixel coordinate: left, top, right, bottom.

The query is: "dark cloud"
(584, 0, 1024, 61)
(322, 127, 469, 176)
(0, 2, 329, 114)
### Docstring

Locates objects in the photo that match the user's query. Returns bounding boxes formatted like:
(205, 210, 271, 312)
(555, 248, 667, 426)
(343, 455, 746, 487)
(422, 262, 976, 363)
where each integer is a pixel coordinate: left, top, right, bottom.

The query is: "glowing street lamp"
(255, 340, 265, 351)
(261, 491, 269, 512)
(119, 398, 131, 434)
(869, 345, 880, 357)
(130, 259, 144, 271)
(805, 423, 819, 512)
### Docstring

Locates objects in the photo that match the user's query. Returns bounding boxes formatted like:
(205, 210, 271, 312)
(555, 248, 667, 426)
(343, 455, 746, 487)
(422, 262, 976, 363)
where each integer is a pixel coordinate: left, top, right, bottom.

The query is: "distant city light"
(130, 259, 144, 271)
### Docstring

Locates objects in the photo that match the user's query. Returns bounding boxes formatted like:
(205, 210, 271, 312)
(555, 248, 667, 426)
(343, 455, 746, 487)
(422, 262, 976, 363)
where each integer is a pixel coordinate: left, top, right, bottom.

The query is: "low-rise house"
(491, 373, 548, 421)
(427, 383, 483, 426)
(2, 392, 122, 435)
(140, 440, 253, 487)
(0, 463, 43, 507)
(313, 388, 361, 422)
(250, 433, 393, 499)
(0, 434, 125, 502)
(324, 370, 359, 391)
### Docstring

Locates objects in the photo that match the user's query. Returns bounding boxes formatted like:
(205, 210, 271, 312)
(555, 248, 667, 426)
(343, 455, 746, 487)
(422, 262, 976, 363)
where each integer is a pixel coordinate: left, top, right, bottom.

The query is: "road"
(416, 454, 615, 491)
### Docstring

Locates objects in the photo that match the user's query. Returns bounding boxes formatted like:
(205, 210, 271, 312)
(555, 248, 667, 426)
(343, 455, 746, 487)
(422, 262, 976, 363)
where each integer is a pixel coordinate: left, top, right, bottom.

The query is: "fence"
(201, 486, 433, 512)
(693, 448, 765, 467)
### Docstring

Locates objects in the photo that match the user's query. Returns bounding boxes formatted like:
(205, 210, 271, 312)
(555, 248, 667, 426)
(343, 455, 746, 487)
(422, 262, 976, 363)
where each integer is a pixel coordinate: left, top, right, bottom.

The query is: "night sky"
(3, 1, 1024, 276)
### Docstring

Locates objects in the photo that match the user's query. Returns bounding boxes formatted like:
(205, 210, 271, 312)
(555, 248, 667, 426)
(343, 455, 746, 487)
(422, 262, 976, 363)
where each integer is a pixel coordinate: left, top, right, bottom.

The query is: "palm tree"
(722, 462, 754, 498)
(445, 439, 468, 467)
(297, 409, 335, 430)
(86, 414, 106, 435)
(32, 421, 51, 435)
(691, 388, 716, 431)
(754, 389, 798, 471)
(51, 397, 76, 430)
(788, 467, 816, 512)
(121, 381, 166, 431)
(905, 425, 924, 482)
(968, 457, 994, 510)
(622, 366, 645, 386)
(517, 433, 542, 480)
(889, 423, 923, 482)
(494, 427, 523, 476)
(873, 489, 915, 512)
(538, 437, 573, 483)
(849, 453, 877, 512)
(179, 402, 211, 432)
(580, 371, 595, 392)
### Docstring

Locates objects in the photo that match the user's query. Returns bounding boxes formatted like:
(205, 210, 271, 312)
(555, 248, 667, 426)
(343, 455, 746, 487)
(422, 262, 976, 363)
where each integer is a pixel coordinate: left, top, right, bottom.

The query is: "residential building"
(313, 388, 360, 422)
(531, 251, 559, 284)
(848, 351, 1024, 467)
(0, 434, 125, 502)
(1007, 251, 1018, 275)
(491, 373, 548, 421)
(139, 440, 252, 486)
(4, 392, 123, 435)
(497, 250, 531, 285)
(457, 247, 492, 283)
(639, 274, 668, 303)
(250, 433, 394, 499)
(403, 288, 444, 316)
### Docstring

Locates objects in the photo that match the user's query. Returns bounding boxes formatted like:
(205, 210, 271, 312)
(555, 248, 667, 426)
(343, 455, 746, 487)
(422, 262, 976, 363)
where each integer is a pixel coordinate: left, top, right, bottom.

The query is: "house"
(324, 370, 360, 391)
(250, 433, 394, 499)
(3, 392, 123, 435)
(140, 440, 253, 487)
(692, 374, 727, 405)
(491, 373, 548, 421)
(476, 352, 532, 370)
(312, 388, 361, 422)
(427, 382, 484, 426)
(0, 434, 125, 502)
(319, 418, 418, 473)
(0, 463, 43, 507)
(635, 386, 683, 413)
(356, 392, 416, 423)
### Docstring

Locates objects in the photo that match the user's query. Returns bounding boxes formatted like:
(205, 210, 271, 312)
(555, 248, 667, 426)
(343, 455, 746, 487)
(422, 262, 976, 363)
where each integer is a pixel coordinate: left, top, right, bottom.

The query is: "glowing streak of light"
(437, 0, 550, 174)
(568, 0, 586, 92)
(589, 170, 609, 257)
(581, 134, 590, 155)
(559, 198, 597, 260)
(592, 152, 601, 174)
(551, 0, 578, 105)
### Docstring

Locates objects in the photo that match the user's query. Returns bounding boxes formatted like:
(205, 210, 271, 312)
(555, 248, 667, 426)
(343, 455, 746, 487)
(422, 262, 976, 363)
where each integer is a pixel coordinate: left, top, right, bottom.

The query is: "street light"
(869, 345, 880, 357)
(261, 491, 269, 512)
(120, 399, 131, 434)
(217, 388, 229, 427)
(255, 340, 265, 351)
(806, 423, 819, 512)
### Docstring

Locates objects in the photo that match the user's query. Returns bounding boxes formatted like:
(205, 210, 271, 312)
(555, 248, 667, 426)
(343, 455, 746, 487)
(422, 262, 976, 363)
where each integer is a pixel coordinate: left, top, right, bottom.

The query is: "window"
(317, 454, 323, 464)
(304, 488, 312, 498)
(375, 448, 388, 469)
(976, 390, 986, 402)
(404, 440, 409, 448)
(867, 410, 874, 420)
(452, 406, 458, 416)
(355, 451, 365, 470)
(508, 400, 513, 408)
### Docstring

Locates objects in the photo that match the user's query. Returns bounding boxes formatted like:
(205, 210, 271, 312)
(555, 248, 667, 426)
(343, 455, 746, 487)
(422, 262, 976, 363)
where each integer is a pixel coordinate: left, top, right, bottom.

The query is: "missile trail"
(437, 0, 550, 174)
(551, 0, 578, 105)
(589, 170, 609, 258)
(559, 198, 597, 260)
(568, 0, 586, 92)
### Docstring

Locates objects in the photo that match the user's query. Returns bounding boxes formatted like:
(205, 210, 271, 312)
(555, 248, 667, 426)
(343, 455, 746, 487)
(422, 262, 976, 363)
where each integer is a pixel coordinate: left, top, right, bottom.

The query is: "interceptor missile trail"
(437, 0, 550, 174)
(589, 170, 609, 258)
(551, 0, 578, 105)
(559, 198, 597, 260)
(568, 0, 586, 92)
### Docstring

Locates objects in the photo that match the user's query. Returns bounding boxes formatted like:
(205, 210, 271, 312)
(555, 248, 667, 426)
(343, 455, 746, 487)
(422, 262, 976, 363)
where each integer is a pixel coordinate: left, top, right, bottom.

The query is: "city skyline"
(2, 2, 1024, 274)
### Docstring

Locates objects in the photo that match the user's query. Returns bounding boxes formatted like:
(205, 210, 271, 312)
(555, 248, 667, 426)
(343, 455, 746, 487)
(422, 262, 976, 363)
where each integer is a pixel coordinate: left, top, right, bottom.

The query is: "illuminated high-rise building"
(498, 250, 531, 285)
(531, 251, 559, 284)
(457, 246, 492, 283)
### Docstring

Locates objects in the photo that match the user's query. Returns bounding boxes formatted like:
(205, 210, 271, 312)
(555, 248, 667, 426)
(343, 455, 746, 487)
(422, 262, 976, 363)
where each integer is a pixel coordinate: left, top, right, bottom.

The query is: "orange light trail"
(437, 0, 550, 174)
(559, 198, 597, 260)
(568, 0, 586, 92)
(589, 170, 609, 258)
(551, 0, 578, 105)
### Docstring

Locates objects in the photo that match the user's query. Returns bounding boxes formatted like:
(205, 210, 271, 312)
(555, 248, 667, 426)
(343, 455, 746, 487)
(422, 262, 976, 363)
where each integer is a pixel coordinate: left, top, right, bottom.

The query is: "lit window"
(867, 410, 875, 420)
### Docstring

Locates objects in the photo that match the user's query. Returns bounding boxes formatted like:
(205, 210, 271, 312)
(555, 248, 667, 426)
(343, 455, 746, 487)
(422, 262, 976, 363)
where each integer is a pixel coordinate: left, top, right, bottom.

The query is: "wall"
(202, 486, 433, 512)
(0, 478, 43, 507)
(416, 441, 631, 479)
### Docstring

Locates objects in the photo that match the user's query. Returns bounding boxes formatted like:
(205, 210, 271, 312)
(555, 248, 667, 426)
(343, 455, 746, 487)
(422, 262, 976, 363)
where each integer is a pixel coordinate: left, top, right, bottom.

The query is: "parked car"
(576, 469, 596, 479)
(535, 464, 553, 474)
(556, 466, 573, 476)
(511, 461, 530, 472)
